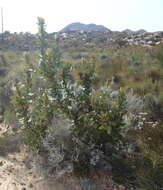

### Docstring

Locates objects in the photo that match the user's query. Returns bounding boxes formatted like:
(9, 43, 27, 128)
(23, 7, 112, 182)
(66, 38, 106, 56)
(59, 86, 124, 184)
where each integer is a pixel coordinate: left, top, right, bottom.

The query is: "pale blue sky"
(0, 0, 163, 33)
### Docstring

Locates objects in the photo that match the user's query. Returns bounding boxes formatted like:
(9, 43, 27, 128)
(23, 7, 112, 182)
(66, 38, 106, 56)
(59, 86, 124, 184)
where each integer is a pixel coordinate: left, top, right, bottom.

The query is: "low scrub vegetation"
(0, 18, 162, 190)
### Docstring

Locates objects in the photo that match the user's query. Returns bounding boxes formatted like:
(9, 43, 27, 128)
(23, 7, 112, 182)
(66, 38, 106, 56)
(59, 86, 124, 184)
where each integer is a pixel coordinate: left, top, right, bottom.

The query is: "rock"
(118, 184, 126, 190)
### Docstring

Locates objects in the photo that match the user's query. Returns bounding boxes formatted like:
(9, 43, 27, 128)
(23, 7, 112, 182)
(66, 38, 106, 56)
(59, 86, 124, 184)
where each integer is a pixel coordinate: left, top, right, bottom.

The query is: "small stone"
(0, 161, 3, 166)
(21, 187, 26, 190)
(118, 184, 125, 190)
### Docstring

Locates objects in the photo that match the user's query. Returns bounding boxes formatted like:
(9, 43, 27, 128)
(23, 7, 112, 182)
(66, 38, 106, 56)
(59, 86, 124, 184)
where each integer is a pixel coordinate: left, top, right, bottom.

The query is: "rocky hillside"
(0, 31, 37, 51)
(0, 28, 163, 51)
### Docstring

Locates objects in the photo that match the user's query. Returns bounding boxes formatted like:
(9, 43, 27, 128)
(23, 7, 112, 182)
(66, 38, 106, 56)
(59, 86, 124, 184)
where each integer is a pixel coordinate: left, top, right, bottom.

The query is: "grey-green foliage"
(11, 18, 129, 177)
(126, 89, 144, 113)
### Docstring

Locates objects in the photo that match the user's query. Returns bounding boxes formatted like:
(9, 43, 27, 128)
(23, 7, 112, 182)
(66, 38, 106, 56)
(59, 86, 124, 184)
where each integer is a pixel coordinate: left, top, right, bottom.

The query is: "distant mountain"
(136, 29, 147, 34)
(60, 22, 111, 32)
(123, 29, 134, 34)
(123, 29, 147, 34)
